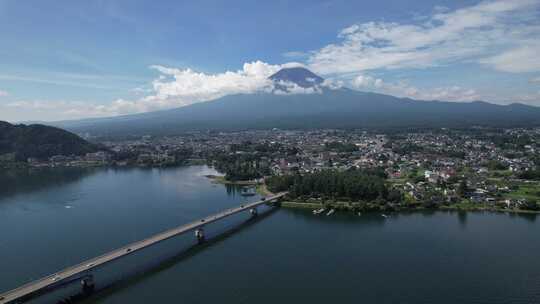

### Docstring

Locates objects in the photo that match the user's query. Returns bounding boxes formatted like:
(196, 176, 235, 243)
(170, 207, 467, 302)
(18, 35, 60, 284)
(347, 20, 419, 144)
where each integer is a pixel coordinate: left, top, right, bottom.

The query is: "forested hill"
(0, 121, 98, 161)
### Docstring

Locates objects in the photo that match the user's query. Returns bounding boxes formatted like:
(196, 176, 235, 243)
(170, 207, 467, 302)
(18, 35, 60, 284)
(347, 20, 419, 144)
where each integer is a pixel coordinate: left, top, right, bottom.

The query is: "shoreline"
(2, 159, 205, 170)
(280, 201, 540, 215)
(204, 175, 259, 185)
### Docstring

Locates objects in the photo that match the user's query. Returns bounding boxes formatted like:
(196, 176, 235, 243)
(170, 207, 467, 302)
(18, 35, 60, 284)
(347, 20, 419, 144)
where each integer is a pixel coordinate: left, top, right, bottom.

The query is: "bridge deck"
(0, 193, 286, 304)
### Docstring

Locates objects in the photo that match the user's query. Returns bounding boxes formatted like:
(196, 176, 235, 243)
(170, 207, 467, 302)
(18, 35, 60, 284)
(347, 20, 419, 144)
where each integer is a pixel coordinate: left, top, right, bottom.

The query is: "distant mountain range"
(50, 67, 540, 136)
(0, 121, 98, 161)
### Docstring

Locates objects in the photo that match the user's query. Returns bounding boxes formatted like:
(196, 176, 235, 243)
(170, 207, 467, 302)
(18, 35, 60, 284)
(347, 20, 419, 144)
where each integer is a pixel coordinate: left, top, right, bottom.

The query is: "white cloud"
(29, 60, 302, 118)
(0, 73, 140, 90)
(3, 99, 152, 121)
(6, 100, 59, 110)
(273, 80, 323, 95)
(308, 0, 540, 74)
(530, 77, 540, 84)
(480, 42, 540, 73)
(130, 87, 152, 95)
(321, 78, 344, 90)
(351, 74, 481, 102)
(2, 61, 318, 120)
(146, 61, 278, 106)
(512, 90, 540, 103)
(351, 75, 384, 88)
(143, 61, 310, 110)
(0, 89, 8, 97)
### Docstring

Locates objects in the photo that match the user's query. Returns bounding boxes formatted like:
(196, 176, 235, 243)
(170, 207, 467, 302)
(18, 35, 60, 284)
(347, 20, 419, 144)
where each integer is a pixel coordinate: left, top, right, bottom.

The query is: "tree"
(487, 160, 507, 171)
(266, 168, 393, 203)
(520, 199, 539, 211)
(413, 176, 426, 183)
(518, 170, 540, 181)
(457, 179, 469, 198)
(387, 189, 403, 203)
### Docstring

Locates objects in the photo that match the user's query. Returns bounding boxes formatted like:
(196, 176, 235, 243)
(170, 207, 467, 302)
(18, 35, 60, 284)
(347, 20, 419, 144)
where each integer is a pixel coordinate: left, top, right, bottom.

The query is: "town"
(10, 127, 540, 213)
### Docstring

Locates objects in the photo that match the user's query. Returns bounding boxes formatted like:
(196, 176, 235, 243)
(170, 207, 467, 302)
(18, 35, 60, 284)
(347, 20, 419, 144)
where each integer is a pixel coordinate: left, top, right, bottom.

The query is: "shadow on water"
(457, 211, 468, 228)
(0, 167, 97, 201)
(77, 207, 280, 304)
(419, 209, 438, 217)
(508, 211, 537, 223)
(224, 184, 252, 197)
(0, 166, 206, 203)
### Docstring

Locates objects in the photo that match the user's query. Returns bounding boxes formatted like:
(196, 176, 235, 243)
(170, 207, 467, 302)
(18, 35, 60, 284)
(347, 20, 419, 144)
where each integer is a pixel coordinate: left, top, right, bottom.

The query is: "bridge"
(0, 192, 287, 304)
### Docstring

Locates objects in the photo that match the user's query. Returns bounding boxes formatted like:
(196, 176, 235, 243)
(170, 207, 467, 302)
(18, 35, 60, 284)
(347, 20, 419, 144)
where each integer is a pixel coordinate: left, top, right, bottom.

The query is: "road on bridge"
(0, 192, 287, 304)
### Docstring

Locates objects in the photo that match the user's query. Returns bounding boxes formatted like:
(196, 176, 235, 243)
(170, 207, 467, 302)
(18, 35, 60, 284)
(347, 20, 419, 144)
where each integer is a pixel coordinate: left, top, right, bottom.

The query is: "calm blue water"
(0, 166, 539, 304)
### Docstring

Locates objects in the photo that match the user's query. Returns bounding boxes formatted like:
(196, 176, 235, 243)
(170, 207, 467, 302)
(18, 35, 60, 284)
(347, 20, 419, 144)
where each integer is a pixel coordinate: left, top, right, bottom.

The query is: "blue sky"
(1, 0, 539, 121)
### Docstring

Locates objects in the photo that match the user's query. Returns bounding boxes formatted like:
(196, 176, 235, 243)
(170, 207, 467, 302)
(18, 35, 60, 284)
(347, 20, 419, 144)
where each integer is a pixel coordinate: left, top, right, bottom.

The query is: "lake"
(1, 166, 539, 304)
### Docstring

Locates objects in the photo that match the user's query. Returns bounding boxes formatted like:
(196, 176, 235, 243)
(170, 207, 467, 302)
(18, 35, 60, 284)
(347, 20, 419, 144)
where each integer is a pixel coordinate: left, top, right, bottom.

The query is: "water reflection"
(509, 211, 537, 223)
(0, 167, 95, 201)
(458, 211, 468, 228)
(1, 166, 539, 304)
(224, 184, 255, 197)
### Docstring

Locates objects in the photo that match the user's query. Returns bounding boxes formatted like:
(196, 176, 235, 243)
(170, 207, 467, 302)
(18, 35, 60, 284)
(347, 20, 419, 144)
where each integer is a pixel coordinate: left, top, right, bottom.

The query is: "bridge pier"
(0, 193, 287, 304)
(81, 275, 95, 294)
(250, 207, 258, 217)
(195, 228, 205, 243)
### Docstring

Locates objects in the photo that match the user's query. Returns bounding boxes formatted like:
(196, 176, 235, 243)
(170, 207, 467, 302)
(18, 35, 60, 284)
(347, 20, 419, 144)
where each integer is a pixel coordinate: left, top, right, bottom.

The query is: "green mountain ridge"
(0, 121, 98, 161)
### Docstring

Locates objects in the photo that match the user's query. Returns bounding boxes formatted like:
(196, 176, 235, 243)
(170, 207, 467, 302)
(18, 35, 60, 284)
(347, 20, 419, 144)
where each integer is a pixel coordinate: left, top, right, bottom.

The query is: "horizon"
(1, 0, 540, 122)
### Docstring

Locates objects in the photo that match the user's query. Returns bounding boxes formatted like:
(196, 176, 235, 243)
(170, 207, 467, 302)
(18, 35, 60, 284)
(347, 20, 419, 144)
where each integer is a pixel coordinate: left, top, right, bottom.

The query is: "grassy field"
(504, 182, 540, 201)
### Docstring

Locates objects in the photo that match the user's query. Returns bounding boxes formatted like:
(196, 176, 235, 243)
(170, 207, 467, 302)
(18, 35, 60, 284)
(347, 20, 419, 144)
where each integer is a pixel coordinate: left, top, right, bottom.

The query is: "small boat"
(381, 214, 388, 218)
(357, 212, 362, 216)
(326, 209, 335, 216)
(312, 208, 325, 215)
